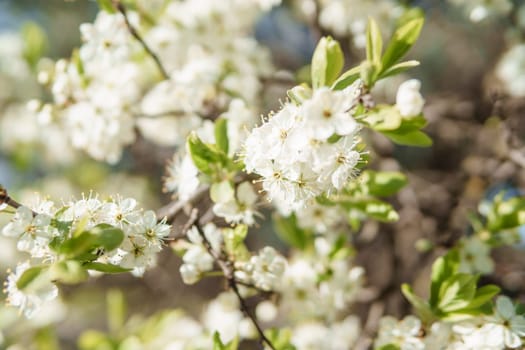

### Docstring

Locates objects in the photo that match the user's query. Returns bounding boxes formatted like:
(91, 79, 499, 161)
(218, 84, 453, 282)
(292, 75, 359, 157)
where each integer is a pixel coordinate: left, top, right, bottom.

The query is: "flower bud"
(396, 79, 425, 117)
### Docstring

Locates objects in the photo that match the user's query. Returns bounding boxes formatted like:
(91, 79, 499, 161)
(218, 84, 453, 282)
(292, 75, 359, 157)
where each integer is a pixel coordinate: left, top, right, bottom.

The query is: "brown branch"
(0, 187, 36, 216)
(114, 1, 170, 80)
(191, 210, 276, 350)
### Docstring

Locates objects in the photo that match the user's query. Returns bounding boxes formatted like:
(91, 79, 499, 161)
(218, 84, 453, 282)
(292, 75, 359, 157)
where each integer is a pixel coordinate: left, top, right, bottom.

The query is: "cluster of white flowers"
(2, 193, 170, 317)
(178, 223, 222, 285)
(235, 246, 287, 291)
(164, 99, 259, 204)
(277, 237, 364, 322)
(244, 83, 364, 214)
(35, 0, 276, 164)
(376, 296, 525, 349)
(134, 0, 275, 147)
(213, 181, 260, 226)
(448, 0, 513, 22)
(496, 44, 525, 98)
(3, 262, 58, 318)
(316, 0, 402, 47)
(0, 33, 74, 163)
(458, 236, 494, 275)
(295, 202, 347, 234)
(0, 33, 38, 104)
(202, 291, 257, 343)
(290, 315, 361, 350)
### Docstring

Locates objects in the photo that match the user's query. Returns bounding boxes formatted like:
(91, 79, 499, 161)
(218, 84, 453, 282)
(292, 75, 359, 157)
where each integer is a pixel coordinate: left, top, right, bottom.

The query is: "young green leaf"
(331, 66, 361, 90)
(83, 262, 132, 274)
(361, 171, 408, 197)
(16, 266, 47, 290)
(107, 289, 126, 334)
(381, 129, 432, 147)
(366, 18, 383, 65)
(90, 223, 125, 251)
(430, 251, 459, 307)
(287, 84, 312, 104)
(273, 213, 312, 250)
(381, 18, 424, 71)
(401, 284, 435, 323)
(96, 0, 116, 13)
(213, 332, 239, 350)
(214, 118, 229, 155)
(21, 22, 48, 69)
(486, 197, 525, 232)
(50, 260, 89, 284)
(187, 132, 222, 175)
(311, 37, 344, 89)
(437, 274, 478, 313)
(466, 285, 501, 309)
(378, 60, 420, 80)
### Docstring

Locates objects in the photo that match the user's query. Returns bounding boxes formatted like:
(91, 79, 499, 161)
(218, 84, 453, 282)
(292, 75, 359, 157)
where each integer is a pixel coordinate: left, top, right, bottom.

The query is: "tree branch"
(190, 209, 276, 350)
(114, 1, 170, 80)
(0, 187, 36, 216)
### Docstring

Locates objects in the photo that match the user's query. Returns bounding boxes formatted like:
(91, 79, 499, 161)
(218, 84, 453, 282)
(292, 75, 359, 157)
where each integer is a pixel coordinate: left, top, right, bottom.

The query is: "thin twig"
(156, 186, 209, 223)
(0, 187, 37, 216)
(114, 1, 170, 80)
(191, 211, 276, 350)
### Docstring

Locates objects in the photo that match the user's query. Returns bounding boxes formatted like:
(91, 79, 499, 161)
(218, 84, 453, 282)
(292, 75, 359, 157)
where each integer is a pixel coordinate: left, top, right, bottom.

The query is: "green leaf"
(311, 36, 344, 89)
(361, 171, 407, 197)
(401, 284, 435, 323)
(342, 199, 399, 222)
(210, 180, 235, 203)
(34, 326, 60, 350)
(273, 213, 312, 250)
(378, 60, 420, 80)
(107, 289, 126, 334)
(331, 66, 361, 90)
(59, 224, 124, 259)
(78, 330, 115, 350)
(16, 266, 46, 290)
(21, 22, 48, 69)
(382, 130, 432, 147)
(213, 332, 239, 350)
(187, 132, 224, 176)
(265, 328, 297, 350)
(96, 0, 116, 13)
(287, 84, 312, 104)
(359, 61, 379, 88)
(366, 18, 383, 65)
(90, 224, 124, 251)
(466, 285, 500, 309)
(328, 235, 353, 260)
(224, 225, 249, 259)
(83, 262, 132, 274)
(487, 197, 525, 232)
(214, 118, 229, 155)
(438, 274, 478, 313)
(381, 18, 424, 71)
(377, 345, 401, 350)
(50, 260, 89, 284)
(430, 251, 459, 307)
(364, 106, 403, 131)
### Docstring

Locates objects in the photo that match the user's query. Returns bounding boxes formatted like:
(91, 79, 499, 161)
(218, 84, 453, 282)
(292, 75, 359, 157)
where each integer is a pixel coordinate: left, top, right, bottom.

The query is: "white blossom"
(4, 262, 59, 318)
(496, 44, 525, 97)
(213, 182, 259, 226)
(458, 236, 494, 275)
(396, 79, 425, 117)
